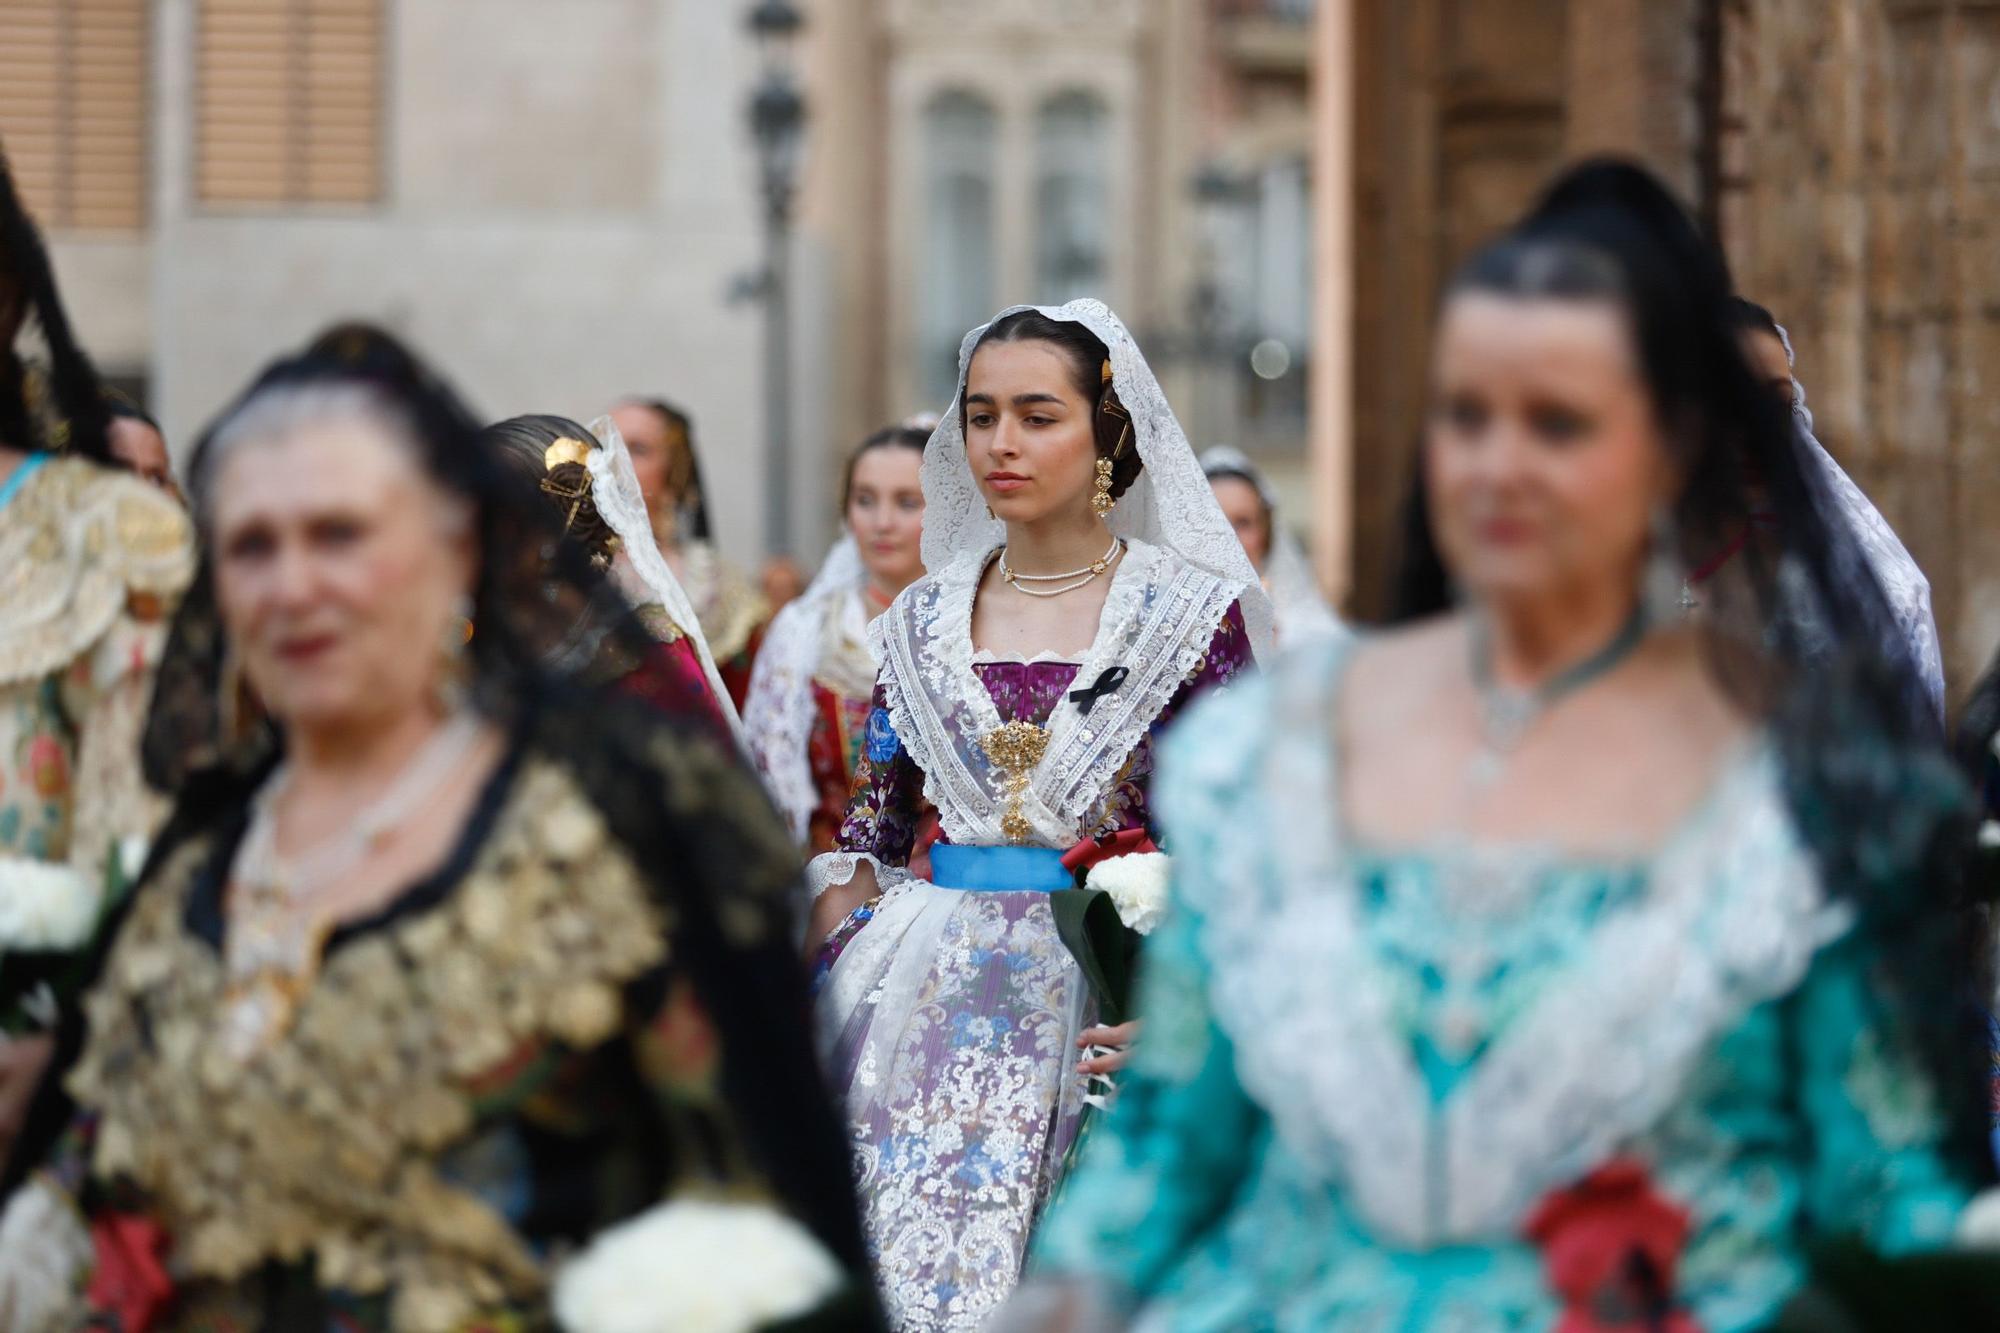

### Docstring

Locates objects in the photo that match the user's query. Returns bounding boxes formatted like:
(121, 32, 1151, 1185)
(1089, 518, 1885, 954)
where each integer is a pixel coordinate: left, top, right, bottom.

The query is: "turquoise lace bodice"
(1031, 634, 1971, 1332)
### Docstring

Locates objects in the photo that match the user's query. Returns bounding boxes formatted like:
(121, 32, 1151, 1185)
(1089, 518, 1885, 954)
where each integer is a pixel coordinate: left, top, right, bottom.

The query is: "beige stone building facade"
(9, 0, 787, 564)
(799, 0, 1319, 547)
(7, 0, 1319, 566)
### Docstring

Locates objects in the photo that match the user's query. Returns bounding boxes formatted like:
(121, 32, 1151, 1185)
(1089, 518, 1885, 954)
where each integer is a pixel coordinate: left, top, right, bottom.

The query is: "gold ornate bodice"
(69, 759, 670, 1332)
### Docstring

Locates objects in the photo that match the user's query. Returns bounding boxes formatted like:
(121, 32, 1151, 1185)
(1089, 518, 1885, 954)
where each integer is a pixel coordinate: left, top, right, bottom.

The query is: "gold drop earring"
(1090, 458, 1116, 517)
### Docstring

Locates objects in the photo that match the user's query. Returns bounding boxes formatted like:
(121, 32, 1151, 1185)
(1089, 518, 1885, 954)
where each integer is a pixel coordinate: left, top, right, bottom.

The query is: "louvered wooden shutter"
(197, 0, 382, 207)
(0, 0, 149, 230)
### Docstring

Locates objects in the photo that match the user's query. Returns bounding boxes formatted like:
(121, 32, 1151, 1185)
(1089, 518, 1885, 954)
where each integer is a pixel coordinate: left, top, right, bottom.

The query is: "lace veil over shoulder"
(583, 414, 745, 744)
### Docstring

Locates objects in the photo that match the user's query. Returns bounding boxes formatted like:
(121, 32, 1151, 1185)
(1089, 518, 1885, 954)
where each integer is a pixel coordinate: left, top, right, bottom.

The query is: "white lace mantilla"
(870, 538, 1240, 849)
(744, 538, 868, 841)
(916, 299, 1273, 659)
(1182, 637, 1853, 1249)
(582, 416, 745, 744)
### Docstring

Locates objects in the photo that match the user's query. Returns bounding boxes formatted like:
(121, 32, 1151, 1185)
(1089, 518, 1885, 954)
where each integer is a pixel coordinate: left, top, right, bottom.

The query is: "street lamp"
(1189, 163, 1248, 446)
(746, 0, 806, 556)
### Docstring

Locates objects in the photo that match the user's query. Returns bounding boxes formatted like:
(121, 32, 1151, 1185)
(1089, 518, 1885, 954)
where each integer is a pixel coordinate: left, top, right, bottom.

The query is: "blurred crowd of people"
(1, 136, 1998, 1333)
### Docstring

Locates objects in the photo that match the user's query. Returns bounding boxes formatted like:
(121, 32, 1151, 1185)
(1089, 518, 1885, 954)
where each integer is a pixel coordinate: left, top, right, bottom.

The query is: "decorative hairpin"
(543, 437, 594, 470)
(539, 437, 601, 550)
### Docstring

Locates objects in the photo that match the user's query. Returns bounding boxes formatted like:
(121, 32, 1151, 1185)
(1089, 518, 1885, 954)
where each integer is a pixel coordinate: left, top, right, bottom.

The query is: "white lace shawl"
(582, 414, 745, 746)
(743, 537, 868, 840)
(1199, 445, 1343, 645)
(918, 299, 1274, 658)
(1173, 636, 1853, 1249)
(804, 539, 1243, 899)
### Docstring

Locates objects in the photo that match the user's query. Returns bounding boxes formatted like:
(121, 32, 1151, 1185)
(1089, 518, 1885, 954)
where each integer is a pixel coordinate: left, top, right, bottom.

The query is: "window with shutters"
(0, 0, 149, 231)
(197, 0, 383, 207)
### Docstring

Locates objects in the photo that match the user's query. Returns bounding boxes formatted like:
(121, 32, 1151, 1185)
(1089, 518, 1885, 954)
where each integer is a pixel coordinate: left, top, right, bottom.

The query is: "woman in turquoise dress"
(1020, 163, 1990, 1331)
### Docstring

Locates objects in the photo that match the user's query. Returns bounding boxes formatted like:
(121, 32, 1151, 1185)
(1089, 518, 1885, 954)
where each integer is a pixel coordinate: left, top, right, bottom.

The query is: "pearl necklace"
(999, 536, 1122, 599)
(219, 712, 486, 1060)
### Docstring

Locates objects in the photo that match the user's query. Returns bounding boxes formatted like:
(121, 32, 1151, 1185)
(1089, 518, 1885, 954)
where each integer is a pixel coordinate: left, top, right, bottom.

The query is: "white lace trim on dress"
(1184, 636, 1852, 1248)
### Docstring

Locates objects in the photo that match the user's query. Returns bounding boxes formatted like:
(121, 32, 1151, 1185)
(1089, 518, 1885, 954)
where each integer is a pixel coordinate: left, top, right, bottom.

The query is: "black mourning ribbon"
(1068, 666, 1130, 717)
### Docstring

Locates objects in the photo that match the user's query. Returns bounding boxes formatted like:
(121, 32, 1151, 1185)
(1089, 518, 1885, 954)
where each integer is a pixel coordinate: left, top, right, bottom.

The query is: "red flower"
(88, 1211, 174, 1333)
(1523, 1158, 1702, 1333)
(1061, 827, 1158, 878)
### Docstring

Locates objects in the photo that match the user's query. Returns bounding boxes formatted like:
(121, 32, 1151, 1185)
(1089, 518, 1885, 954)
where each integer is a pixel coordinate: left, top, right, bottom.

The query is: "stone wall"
(1720, 0, 2000, 696)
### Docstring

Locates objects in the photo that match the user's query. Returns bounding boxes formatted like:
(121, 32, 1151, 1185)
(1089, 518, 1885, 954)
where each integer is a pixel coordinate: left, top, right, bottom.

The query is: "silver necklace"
(1466, 607, 1648, 789)
(999, 536, 1122, 599)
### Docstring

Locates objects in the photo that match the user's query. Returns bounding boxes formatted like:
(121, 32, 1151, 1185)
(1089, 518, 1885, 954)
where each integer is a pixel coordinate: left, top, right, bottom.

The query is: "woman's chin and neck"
(864, 563, 920, 607)
(998, 499, 1113, 574)
(1469, 562, 1646, 685)
(281, 692, 463, 784)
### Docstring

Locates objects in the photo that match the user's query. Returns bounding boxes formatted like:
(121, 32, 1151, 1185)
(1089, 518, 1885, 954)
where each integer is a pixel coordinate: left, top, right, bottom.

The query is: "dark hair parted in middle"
(966, 310, 1144, 503)
(840, 424, 929, 511)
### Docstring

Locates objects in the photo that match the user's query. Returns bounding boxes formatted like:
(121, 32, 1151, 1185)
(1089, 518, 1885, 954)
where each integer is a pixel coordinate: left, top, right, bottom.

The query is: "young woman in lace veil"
(607, 398, 770, 708)
(1200, 445, 1342, 644)
(0, 326, 873, 1331)
(483, 412, 741, 741)
(744, 424, 928, 850)
(805, 300, 1266, 1330)
(1019, 163, 1987, 1332)
(0, 153, 194, 1187)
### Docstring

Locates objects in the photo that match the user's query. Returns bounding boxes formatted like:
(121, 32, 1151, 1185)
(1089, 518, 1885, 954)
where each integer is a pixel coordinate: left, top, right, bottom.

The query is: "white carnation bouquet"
(553, 1199, 845, 1333)
(1083, 851, 1171, 936)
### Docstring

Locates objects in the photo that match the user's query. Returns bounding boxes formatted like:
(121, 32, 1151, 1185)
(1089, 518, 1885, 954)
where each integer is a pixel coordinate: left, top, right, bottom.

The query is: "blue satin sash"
(929, 843, 1073, 893)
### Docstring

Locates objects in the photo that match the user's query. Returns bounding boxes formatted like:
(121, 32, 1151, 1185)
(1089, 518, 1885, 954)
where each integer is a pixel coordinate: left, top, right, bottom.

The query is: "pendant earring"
(1090, 458, 1116, 518)
(1642, 506, 1689, 623)
(219, 639, 252, 748)
(435, 595, 475, 712)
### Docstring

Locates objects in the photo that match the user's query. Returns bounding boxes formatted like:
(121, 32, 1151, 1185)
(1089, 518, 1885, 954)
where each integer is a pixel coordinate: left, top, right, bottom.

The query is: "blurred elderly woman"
(0, 328, 872, 1332)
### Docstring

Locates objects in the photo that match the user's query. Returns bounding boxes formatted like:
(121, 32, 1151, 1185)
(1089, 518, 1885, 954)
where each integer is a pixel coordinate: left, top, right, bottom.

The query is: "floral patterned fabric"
(1030, 632, 1975, 1332)
(806, 680, 876, 853)
(0, 456, 193, 1032)
(815, 601, 1250, 1332)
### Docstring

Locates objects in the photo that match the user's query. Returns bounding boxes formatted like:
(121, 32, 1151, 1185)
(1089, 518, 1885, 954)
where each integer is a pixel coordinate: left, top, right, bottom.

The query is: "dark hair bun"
(1095, 379, 1143, 501)
(540, 459, 619, 566)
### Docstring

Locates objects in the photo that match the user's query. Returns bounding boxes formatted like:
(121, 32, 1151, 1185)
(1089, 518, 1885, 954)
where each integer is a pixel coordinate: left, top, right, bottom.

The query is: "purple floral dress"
(812, 598, 1251, 1332)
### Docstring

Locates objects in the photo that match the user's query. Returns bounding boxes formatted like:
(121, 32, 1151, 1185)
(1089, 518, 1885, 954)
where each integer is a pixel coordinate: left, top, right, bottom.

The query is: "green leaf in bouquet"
(1050, 887, 1141, 1027)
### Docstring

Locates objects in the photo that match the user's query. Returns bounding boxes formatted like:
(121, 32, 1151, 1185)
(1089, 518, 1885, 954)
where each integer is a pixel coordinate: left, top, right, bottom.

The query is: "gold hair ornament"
(539, 437, 603, 552)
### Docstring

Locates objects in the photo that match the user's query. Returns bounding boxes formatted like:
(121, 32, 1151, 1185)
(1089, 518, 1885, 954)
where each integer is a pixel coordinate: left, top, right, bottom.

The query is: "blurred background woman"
(607, 397, 769, 707)
(1200, 445, 1340, 644)
(1023, 164, 1987, 1332)
(806, 300, 1266, 1330)
(744, 423, 928, 850)
(0, 327, 870, 1331)
(483, 412, 740, 740)
(0, 159, 194, 1185)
